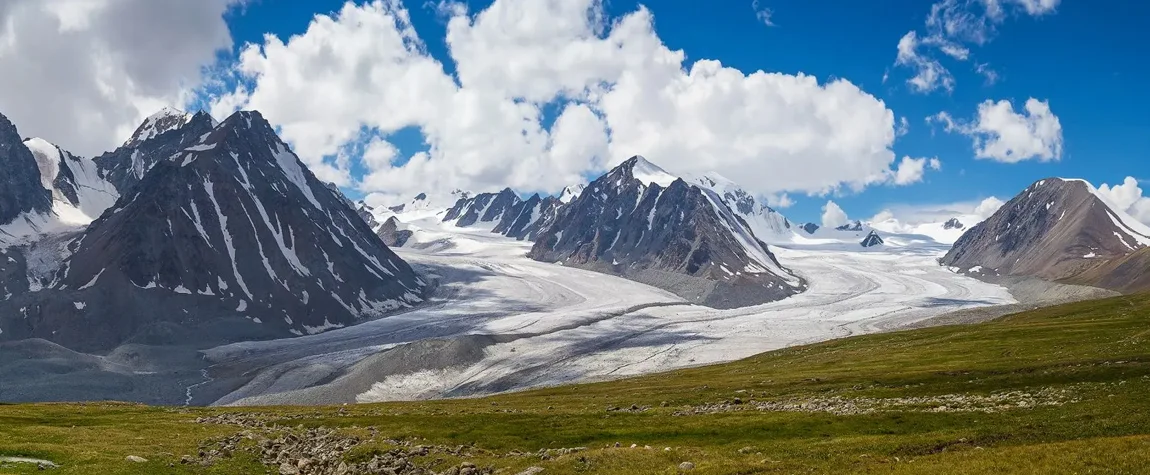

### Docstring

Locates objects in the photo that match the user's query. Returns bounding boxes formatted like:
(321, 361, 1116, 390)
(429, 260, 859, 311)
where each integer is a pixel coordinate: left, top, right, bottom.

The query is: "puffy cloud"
(891, 156, 942, 185)
(934, 98, 1063, 163)
(1097, 177, 1150, 225)
(821, 200, 849, 229)
(974, 196, 1006, 218)
(893, 0, 1060, 93)
(0, 0, 238, 156)
(210, 0, 906, 203)
(599, 60, 899, 195)
(751, 0, 776, 27)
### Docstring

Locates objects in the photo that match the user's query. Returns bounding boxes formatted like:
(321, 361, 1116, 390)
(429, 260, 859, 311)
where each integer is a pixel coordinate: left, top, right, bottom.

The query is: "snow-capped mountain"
(799, 223, 820, 234)
(387, 190, 471, 215)
(122, 107, 197, 148)
(23, 138, 119, 223)
(0, 111, 426, 351)
(442, 188, 564, 241)
(0, 112, 52, 225)
(529, 156, 804, 308)
(942, 177, 1150, 282)
(95, 109, 217, 195)
(836, 220, 864, 232)
(860, 230, 884, 248)
(558, 183, 586, 203)
(688, 172, 793, 243)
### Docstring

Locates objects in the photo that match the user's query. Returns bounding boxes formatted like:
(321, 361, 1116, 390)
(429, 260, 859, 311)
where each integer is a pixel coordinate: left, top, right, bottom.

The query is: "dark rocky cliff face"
(528, 156, 804, 308)
(0, 111, 426, 352)
(94, 110, 217, 196)
(0, 112, 52, 224)
(377, 217, 414, 247)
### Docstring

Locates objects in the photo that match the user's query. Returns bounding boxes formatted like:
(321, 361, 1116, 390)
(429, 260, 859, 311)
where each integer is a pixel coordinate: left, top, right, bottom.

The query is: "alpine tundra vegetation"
(1, 0, 1149, 473)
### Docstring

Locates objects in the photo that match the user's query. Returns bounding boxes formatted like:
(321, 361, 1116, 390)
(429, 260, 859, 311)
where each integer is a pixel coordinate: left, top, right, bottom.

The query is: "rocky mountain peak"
(95, 107, 218, 195)
(558, 183, 586, 203)
(0, 112, 52, 225)
(1, 109, 426, 351)
(123, 107, 195, 148)
(860, 230, 884, 247)
(836, 220, 864, 232)
(529, 158, 804, 308)
(941, 177, 1150, 282)
(687, 171, 793, 243)
(610, 155, 680, 188)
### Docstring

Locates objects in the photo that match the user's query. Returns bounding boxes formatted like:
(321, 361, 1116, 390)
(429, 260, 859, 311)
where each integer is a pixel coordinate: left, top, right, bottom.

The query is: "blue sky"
(211, 0, 1148, 225)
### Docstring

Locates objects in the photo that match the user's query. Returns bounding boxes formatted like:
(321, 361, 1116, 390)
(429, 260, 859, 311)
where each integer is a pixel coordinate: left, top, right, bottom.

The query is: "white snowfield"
(208, 213, 1015, 405)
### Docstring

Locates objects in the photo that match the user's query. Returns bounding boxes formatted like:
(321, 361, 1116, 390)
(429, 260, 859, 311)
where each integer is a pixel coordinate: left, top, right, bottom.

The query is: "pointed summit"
(530, 154, 804, 308)
(1, 109, 426, 351)
(860, 230, 884, 247)
(95, 107, 217, 195)
(942, 177, 1150, 283)
(123, 107, 194, 148)
(558, 183, 586, 203)
(611, 155, 679, 188)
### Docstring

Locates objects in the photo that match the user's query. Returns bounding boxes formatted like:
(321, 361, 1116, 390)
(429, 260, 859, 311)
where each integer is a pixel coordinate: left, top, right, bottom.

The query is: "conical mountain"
(942, 177, 1150, 281)
(528, 156, 804, 308)
(0, 110, 426, 351)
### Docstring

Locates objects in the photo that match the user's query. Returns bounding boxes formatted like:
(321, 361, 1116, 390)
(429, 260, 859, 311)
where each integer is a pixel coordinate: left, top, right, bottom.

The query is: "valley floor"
(199, 219, 1015, 406)
(2, 293, 1148, 474)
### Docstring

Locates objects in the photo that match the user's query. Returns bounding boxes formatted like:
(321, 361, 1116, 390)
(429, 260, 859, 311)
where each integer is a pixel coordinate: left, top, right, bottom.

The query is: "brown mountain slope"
(942, 178, 1150, 292)
(1067, 247, 1150, 293)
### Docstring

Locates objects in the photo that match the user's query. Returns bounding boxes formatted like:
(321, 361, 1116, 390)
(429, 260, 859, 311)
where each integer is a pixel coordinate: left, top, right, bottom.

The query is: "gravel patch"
(904, 275, 1119, 329)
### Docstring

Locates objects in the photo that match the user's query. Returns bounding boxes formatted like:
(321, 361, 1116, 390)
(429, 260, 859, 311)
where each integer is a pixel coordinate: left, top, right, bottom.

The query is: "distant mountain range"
(9, 103, 1150, 353)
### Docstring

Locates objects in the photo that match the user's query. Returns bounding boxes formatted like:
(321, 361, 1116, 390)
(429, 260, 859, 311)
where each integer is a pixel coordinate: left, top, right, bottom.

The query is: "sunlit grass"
(2, 294, 1148, 473)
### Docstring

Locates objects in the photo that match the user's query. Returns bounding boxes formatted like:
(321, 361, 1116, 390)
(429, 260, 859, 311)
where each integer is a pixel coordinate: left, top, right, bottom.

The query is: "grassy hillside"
(3, 294, 1150, 474)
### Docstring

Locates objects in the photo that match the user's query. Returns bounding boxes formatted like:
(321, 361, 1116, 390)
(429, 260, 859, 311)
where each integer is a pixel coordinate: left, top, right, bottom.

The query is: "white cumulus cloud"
(0, 0, 239, 156)
(208, 0, 908, 204)
(931, 98, 1062, 163)
(821, 200, 850, 229)
(974, 196, 1006, 218)
(1097, 177, 1150, 225)
(891, 156, 942, 185)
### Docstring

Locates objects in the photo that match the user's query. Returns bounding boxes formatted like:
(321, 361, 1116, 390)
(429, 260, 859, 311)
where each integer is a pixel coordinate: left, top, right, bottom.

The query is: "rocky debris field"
(188, 413, 494, 475)
(670, 384, 1092, 416)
